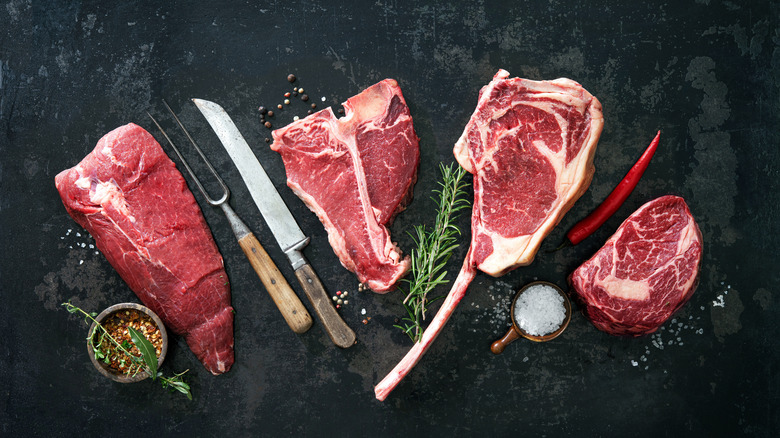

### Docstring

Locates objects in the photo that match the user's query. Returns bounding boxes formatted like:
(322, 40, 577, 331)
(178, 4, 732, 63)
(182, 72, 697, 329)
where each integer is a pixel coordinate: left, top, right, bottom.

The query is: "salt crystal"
(513, 284, 566, 336)
(631, 360, 638, 366)
(522, 356, 529, 362)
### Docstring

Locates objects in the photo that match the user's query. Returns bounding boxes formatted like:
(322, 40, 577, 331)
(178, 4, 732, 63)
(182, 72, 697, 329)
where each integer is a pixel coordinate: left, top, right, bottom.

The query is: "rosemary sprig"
(62, 302, 192, 400)
(395, 162, 470, 342)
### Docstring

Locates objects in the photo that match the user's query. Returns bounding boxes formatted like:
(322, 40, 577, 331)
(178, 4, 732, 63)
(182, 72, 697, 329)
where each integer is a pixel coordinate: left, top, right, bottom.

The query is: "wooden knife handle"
(238, 233, 313, 334)
(294, 263, 356, 348)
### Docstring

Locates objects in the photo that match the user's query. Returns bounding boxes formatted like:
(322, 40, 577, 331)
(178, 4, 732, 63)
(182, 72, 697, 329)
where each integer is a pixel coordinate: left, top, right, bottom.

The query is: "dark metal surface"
(2, 1, 778, 436)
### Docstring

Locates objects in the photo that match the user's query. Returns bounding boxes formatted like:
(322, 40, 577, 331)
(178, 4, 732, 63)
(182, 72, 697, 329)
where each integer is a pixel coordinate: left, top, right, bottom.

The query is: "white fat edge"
(476, 231, 533, 276)
(74, 175, 91, 190)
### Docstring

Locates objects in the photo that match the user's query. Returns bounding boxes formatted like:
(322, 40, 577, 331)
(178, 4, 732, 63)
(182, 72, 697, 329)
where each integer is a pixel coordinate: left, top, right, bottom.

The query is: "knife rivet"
(271, 279, 276, 284)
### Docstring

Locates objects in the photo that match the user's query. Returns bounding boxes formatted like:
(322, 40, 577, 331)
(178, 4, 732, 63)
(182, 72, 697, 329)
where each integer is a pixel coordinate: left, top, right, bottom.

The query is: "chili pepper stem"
(547, 239, 573, 253)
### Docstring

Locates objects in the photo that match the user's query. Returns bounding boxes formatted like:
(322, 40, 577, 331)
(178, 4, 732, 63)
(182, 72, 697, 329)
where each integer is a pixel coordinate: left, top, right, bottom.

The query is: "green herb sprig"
(62, 302, 192, 400)
(395, 162, 470, 342)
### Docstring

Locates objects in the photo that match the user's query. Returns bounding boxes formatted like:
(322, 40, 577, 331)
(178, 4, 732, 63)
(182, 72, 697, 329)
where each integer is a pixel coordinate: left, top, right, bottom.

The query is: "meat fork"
(148, 102, 313, 334)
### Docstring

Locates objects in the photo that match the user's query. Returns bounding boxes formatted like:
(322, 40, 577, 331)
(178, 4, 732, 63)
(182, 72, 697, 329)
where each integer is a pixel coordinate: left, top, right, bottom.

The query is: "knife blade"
(193, 98, 356, 349)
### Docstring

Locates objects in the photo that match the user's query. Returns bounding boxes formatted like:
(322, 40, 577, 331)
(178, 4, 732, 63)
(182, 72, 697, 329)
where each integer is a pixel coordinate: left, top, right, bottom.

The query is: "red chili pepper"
(565, 131, 661, 246)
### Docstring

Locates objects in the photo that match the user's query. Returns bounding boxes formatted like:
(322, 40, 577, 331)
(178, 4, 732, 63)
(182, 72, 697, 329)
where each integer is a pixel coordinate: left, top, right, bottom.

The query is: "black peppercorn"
(267, 110, 274, 117)
(287, 74, 296, 83)
(264, 121, 272, 129)
(258, 106, 267, 114)
(301, 94, 309, 102)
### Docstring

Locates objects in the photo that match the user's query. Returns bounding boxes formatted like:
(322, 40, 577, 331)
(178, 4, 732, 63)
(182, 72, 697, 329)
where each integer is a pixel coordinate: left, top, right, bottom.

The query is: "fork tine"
(147, 104, 229, 206)
(162, 100, 230, 203)
(147, 111, 219, 205)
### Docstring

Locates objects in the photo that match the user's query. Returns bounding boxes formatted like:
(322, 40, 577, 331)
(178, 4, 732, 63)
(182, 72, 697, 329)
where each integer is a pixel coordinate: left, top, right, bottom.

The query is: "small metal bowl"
(491, 281, 572, 354)
(87, 302, 168, 383)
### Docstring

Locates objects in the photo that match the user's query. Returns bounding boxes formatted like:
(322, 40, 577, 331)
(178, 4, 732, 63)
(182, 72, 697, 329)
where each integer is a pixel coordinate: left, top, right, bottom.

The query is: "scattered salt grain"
(321, 96, 326, 102)
(361, 308, 366, 315)
(513, 284, 566, 336)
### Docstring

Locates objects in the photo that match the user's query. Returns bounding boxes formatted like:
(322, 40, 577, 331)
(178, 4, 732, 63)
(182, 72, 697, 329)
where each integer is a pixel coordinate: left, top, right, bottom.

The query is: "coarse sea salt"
(513, 284, 566, 336)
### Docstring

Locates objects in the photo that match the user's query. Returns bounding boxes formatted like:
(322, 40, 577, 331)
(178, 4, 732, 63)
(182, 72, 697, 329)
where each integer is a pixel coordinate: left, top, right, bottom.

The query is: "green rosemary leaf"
(398, 162, 470, 343)
(127, 326, 158, 379)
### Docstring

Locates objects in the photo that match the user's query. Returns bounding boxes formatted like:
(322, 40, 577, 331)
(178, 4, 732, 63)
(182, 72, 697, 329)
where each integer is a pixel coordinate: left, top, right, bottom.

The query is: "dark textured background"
(2, 1, 778, 436)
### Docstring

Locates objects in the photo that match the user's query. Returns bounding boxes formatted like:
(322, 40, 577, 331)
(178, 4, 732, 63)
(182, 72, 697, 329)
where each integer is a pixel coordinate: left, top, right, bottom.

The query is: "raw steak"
(375, 70, 603, 400)
(454, 69, 604, 275)
(55, 123, 234, 375)
(271, 79, 419, 292)
(569, 195, 703, 336)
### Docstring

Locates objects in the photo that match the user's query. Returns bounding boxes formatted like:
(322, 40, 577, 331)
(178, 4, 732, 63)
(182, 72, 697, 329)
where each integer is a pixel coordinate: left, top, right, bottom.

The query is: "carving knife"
(193, 98, 356, 349)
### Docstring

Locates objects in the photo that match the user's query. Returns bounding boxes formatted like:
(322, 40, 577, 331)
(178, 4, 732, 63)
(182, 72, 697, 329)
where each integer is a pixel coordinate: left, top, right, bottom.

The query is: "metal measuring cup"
(490, 281, 572, 354)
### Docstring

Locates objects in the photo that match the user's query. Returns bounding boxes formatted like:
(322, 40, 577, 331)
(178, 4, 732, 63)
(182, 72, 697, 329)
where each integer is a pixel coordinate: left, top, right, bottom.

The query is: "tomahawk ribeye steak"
(375, 70, 604, 400)
(271, 79, 419, 292)
(569, 195, 703, 336)
(454, 69, 604, 275)
(55, 123, 234, 374)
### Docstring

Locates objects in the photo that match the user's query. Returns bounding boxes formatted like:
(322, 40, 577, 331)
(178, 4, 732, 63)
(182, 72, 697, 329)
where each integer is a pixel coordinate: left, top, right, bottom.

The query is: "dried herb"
(62, 302, 192, 400)
(395, 162, 470, 342)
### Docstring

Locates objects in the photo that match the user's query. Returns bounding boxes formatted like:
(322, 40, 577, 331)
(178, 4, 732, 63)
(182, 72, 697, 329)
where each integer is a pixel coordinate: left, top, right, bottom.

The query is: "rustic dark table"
(2, 1, 777, 436)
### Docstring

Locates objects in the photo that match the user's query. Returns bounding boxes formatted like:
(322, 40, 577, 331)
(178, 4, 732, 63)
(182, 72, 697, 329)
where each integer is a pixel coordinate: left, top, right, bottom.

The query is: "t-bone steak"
(271, 79, 419, 292)
(569, 195, 703, 336)
(375, 70, 603, 400)
(55, 123, 234, 375)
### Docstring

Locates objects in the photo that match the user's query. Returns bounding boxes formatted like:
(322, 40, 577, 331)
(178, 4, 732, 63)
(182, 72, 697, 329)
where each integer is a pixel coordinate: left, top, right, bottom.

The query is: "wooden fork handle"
(238, 233, 313, 334)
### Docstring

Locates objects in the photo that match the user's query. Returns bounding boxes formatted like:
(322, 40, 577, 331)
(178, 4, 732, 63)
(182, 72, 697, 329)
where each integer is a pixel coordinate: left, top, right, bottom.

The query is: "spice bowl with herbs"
(87, 302, 168, 383)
